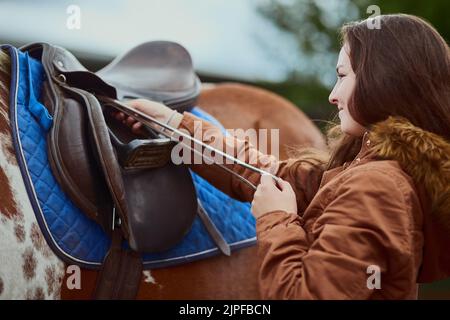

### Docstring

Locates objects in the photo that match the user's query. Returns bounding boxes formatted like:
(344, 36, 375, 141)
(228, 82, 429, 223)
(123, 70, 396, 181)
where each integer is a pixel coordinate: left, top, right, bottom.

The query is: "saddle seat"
(97, 41, 201, 111)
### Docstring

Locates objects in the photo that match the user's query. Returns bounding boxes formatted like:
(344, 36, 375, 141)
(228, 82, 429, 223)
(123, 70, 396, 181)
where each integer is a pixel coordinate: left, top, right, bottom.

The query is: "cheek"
(340, 77, 356, 104)
(342, 82, 354, 102)
(333, 83, 350, 107)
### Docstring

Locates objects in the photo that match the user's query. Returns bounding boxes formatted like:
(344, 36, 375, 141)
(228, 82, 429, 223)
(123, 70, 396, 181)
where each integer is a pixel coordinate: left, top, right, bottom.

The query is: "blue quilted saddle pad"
(5, 45, 256, 269)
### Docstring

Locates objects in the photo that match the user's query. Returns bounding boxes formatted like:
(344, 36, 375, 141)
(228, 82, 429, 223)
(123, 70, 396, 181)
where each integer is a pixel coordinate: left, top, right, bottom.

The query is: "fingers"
(254, 179, 266, 200)
(260, 174, 276, 186)
(125, 116, 138, 127)
(131, 121, 143, 132)
(109, 110, 145, 134)
(115, 112, 125, 121)
(261, 174, 288, 192)
(124, 98, 149, 111)
(108, 99, 164, 137)
(260, 175, 294, 195)
(109, 110, 131, 124)
(109, 110, 125, 121)
(275, 179, 289, 190)
(131, 122, 145, 135)
(125, 98, 165, 113)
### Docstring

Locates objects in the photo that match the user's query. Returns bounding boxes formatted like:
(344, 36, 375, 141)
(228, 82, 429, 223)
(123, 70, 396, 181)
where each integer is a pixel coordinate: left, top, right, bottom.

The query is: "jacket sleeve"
(177, 112, 325, 211)
(255, 168, 414, 299)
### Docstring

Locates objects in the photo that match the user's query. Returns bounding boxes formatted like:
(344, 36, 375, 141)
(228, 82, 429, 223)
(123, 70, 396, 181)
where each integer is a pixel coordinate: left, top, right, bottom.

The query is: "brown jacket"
(177, 112, 450, 299)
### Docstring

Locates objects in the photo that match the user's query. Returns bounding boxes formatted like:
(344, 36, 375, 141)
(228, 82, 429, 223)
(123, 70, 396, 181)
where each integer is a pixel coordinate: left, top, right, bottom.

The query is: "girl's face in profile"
(329, 45, 367, 136)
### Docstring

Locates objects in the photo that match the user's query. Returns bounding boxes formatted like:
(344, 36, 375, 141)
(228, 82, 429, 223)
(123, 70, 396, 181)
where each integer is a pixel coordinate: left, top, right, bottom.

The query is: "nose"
(328, 87, 338, 106)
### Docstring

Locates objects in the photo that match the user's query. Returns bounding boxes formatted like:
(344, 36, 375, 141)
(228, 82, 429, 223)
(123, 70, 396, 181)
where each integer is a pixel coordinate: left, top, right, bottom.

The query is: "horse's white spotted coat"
(143, 270, 156, 284)
(0, 130, 65, 299)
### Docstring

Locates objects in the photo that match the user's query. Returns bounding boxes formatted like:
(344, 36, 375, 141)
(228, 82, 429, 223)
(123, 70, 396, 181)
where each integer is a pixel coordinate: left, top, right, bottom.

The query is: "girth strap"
(94, 229, 142, 299)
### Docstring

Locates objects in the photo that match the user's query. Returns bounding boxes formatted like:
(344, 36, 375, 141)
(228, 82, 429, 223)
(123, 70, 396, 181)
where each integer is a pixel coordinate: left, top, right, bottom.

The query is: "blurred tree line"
(255, 0, 450, 299)
(256, 0, 450, 130)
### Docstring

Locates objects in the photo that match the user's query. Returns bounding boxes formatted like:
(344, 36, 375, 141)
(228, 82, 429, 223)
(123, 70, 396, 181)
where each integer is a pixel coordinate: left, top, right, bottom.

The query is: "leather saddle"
(21, 41, 200, 254)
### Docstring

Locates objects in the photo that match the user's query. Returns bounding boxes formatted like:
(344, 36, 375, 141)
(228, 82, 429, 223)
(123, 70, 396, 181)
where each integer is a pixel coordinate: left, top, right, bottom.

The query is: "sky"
(0, 0, 303, 82)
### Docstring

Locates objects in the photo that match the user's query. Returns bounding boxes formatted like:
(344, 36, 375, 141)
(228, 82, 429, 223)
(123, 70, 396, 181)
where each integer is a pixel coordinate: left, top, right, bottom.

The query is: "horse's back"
(61, 246, 260, 300)
(197, 83, 327, 159)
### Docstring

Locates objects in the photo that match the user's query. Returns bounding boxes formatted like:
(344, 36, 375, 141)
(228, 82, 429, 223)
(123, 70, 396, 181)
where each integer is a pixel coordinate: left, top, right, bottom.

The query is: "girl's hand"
(251, 175, 298, 219)
(111, 99, 180, 135)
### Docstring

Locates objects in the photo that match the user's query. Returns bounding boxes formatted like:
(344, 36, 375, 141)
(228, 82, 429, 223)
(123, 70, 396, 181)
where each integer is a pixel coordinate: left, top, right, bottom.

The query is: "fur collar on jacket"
(370, 116, 450, 230)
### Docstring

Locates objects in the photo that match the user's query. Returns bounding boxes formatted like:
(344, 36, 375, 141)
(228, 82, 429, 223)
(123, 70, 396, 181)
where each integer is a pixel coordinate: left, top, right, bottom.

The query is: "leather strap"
(197, 199, 231, 256)
(93, 229, 142, 299)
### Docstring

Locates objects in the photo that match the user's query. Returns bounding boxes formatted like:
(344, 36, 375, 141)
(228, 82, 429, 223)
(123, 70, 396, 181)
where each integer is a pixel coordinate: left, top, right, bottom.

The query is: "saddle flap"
(76, 87, 132, 237)
(122, 162, 198, 252)
(43, 84, 115, 232)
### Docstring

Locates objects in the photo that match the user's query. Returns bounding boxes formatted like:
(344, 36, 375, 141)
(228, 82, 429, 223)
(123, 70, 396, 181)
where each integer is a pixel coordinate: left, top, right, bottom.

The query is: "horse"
(0, 49, 326, 299)
(197, 83, 327, 160)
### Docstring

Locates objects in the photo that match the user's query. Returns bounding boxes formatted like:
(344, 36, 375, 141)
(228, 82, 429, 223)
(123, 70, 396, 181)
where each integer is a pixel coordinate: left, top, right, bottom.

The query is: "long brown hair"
(326, 14, 450, 169)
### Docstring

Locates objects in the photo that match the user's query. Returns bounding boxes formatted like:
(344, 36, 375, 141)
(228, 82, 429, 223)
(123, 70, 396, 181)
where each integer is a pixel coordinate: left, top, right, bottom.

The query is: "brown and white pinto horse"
(0, 52, 326, 299)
